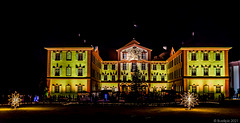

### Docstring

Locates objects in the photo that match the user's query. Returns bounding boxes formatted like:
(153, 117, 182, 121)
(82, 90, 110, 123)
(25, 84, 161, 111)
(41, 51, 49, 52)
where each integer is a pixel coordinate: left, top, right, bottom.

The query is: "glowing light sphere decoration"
(180, 90, 198, 110)
(8, 91, 23, 109)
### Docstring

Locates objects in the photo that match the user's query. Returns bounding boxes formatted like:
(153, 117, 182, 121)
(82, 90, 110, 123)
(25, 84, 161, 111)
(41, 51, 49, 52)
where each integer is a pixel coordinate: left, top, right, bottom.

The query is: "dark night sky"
(2, 2, 240, 93)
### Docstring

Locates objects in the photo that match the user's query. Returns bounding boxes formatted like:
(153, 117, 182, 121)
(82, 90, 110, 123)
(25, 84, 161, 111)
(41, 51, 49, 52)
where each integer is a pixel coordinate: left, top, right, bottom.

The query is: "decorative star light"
(8, 91, 22, 109)
(180, 90, 198, 110)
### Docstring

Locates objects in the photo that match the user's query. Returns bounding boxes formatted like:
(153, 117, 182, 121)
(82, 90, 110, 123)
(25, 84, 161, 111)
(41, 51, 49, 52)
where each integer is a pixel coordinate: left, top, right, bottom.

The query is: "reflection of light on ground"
(0, 107, 53, 111)
(150, 107, 217, 113)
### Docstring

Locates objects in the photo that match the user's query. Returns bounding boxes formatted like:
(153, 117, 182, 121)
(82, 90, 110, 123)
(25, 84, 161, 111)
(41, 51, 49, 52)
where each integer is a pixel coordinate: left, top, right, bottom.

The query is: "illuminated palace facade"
(45, 40, 231, 98)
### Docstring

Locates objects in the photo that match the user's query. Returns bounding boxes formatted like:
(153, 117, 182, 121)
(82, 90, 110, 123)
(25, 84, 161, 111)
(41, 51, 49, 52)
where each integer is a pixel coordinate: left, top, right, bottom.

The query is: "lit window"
(123, 63, 127, 70)
(78, 68, 83, 76)
(153, 64, 157, 70)
(204, 67, 208, 76)
(123, 75, 126, 81)
(55, 68, 60, 76)
(112, 64, 115, 70)
(78, 53, 83, 61)
(78, 84, 83, 92)
(142, 63, 146, 70)
(66, 51, 72, 61)
(142, 76, 145, 81)
(161, 75, 165, 81)
(192, 67, 196, 76)
(55, 51, 61, 61)
(203, 85, 209, 93)
(216, 85, 221, 93)
(104, 75, 107, 81)
(132, 63, 137, 71)
(104, 65, 108, 70)
(203, 52, 208, 61)
(191, 52, 196, 61)
(112, 75, 115, 81)
(153, 75, 156, 81)
(66, 84, 71, 93)
(161, 65, 165, 70)
(55, 84, 59, 93)
(192, 85, 196, 93)
(216, 68, 220, 76)
(122, 52, 127, 59)
(66, 65, 71, 76)
(142, 52, 146, 59)
(216, 52, 220, 61)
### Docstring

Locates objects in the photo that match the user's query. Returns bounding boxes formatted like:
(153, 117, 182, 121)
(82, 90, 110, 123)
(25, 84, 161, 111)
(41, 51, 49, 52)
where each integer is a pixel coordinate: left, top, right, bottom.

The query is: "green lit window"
(66, 65, 71, 76)
(203, 85, 209, 93)
(66, 51, 72, 61)
(66, 84, 71, 93)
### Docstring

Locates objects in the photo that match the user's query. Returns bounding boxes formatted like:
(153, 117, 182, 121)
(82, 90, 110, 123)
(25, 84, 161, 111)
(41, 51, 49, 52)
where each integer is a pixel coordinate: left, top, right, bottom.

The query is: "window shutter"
(196, 68, 198, 76)
(220, 51, 223, 61)
(60, 51, 62, 60)
(214, 52, 216, 61)
(189, 68, 192, 76)
(76, 67, 79, 76)
(189, 51, 191, 61)
(83, 52, 85, 60)
(189, 86, 192, 93)
(52, 85, 55, 93)
(76, 51, 78, 60)
(196, 52, 198, 60)
(60, 67, 62, 76)
(82, 68, 85, 76)
(221, 67, 223, 76)
(214, 68, 216, 76)
(52, 51, 56, 60)
(208, 52, 211, 61)
(52, 67, 55, 76)
(197, 86, 199, 93)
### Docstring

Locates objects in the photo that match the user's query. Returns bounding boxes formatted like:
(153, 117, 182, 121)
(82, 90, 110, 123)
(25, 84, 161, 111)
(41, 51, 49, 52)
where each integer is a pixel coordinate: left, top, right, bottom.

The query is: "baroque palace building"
(45, 39, 231, 98)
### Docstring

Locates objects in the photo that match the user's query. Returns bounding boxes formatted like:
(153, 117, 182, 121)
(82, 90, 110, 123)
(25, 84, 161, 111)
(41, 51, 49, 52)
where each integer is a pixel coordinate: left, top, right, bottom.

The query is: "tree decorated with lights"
(180, 90, 198, 110)
(8, 91, 22, 109)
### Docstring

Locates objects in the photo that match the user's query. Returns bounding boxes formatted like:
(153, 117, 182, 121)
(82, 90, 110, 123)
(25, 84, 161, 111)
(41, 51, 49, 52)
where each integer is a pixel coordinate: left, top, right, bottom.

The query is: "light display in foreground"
(180, 90, 199, 110)
(8, 91, 22, 109)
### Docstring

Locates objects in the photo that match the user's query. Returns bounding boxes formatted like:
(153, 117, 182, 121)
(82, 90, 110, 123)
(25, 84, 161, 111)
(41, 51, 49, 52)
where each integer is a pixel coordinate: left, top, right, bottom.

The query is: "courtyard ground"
(0, 101, 239, 123)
